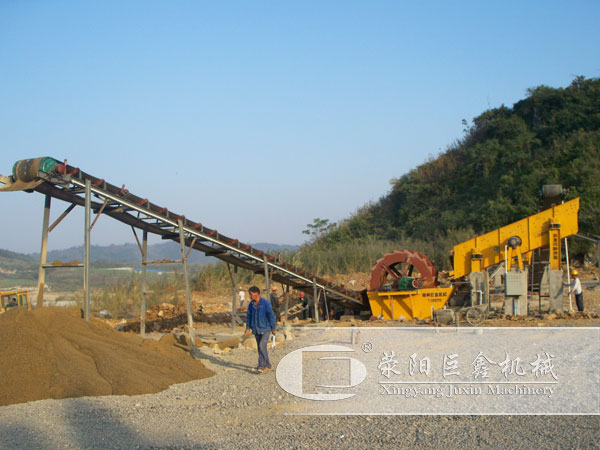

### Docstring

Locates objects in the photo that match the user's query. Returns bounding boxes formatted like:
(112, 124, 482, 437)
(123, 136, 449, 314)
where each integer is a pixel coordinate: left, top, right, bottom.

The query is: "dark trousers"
(255, 333, 272, 369)
(575, 293, 584, 312)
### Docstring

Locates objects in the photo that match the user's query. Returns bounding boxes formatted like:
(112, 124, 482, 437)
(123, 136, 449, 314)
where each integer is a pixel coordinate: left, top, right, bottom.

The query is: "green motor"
(396, 276, 422, 291)
(12, 157, 59, 182)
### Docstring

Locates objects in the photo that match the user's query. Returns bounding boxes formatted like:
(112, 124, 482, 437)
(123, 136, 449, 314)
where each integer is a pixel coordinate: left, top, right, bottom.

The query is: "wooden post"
(323, 288, 329, 321)
(48, 203, 76, 233)
(36, 195, 51, 308)
(178, 219, 195, 347)
(140, 230, 148, 337)
(313, 277, 319, 322)
(564, 237, 572, 311)
(83, 179, 91, 321)
(231, 265, 238, 333)
(284, 285, 289, 326)
(264, 256, 270, 296)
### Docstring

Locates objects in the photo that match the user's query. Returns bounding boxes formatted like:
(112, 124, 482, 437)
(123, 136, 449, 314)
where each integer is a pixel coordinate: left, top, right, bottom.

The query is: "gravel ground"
(0, 331, 598, 449)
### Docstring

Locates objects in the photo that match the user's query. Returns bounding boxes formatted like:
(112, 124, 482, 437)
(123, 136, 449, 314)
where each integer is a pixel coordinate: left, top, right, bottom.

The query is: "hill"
(0, 242, 298, 269)
(0, 242, 298, 289)
(320, 76, 599, 265)
(0, 249, 35, 268)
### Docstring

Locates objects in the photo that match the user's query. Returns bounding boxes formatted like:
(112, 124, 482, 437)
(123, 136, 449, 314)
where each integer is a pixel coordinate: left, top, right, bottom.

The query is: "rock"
(341, 315, 360, 322)
(242, 338, 257, 350)
(158, 333, 178, 346)
(275, 334, 285, 343)
(177, 334, 194, 346)
(283, 331, 294, 341)
(217, 337, 241, 350)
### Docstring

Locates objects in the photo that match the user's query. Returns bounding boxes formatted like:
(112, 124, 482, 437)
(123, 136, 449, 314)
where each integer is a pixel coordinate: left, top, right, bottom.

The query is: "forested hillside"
(320, 77, 599, 261)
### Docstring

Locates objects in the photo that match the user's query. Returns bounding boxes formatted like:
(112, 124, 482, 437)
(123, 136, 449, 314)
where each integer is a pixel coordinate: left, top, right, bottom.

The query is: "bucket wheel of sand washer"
(369, 249, 438, 291)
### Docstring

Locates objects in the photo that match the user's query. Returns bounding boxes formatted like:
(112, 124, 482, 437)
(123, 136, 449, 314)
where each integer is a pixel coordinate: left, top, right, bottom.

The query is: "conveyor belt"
(4, 157, 365, 310)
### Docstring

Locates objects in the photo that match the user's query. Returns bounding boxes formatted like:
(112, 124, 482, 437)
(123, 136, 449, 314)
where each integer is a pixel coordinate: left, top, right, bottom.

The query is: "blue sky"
(1, 1, 599, 253)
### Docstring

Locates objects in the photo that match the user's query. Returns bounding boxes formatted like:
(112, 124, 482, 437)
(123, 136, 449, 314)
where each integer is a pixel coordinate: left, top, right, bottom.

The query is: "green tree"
(302, 218, 336, 242)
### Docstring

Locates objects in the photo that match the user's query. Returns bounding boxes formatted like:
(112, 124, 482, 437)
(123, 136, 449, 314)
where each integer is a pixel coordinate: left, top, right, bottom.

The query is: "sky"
(1, 1, 599, 254)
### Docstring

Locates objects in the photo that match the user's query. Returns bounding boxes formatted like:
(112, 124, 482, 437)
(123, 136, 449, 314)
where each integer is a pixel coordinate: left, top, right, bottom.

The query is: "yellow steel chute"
(451, 198, 579, 279)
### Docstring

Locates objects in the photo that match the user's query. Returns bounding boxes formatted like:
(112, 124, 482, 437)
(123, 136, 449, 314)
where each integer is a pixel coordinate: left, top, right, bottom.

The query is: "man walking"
(245, 286, 277, 373)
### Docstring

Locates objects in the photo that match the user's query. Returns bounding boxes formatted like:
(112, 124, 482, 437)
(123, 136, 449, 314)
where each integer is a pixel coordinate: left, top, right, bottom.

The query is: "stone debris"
(116, 301, 237, 333)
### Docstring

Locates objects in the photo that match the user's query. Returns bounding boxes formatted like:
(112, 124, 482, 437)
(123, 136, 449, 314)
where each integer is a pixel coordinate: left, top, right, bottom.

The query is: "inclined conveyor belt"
(3, 157, 365, 310)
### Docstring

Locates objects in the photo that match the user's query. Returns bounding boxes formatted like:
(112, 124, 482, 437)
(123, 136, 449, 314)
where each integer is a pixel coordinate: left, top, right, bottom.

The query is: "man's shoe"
(262, 367, 272, 373)
(257, 368, 264, 373)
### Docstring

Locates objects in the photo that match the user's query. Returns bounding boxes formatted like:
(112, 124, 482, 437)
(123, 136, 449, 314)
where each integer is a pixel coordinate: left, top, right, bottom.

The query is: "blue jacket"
(246, 297, 276, 335)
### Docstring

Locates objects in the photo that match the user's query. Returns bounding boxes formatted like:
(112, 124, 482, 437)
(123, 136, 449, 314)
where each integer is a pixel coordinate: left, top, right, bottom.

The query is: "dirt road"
(0, 327, 598, 449)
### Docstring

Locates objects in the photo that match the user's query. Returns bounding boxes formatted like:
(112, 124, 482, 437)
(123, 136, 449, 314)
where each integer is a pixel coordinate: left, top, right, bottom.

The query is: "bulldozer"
(0, 289, 31, 313)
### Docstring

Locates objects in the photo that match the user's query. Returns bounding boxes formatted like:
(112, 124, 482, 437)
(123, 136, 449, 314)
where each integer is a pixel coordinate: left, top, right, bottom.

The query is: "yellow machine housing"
(451, 198, 579, 279)
(0, 289, 31, 313)
(367, 287, 455, 320)
(367, 198, 580, 320)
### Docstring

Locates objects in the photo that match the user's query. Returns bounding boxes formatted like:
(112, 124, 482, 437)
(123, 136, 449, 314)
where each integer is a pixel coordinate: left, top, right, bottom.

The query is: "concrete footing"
(548, 270, 564, 312)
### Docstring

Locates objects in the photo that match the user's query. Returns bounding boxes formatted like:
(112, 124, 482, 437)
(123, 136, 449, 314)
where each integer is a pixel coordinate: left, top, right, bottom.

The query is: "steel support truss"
(33, 162, 364, 314)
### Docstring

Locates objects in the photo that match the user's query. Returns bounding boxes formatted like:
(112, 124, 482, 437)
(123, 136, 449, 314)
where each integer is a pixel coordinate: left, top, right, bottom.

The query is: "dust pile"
(0, 307, 214, 407)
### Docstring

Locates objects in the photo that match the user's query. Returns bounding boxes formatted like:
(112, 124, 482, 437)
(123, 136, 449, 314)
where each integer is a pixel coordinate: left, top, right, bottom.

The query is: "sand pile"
(0, 307, 214, 407)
